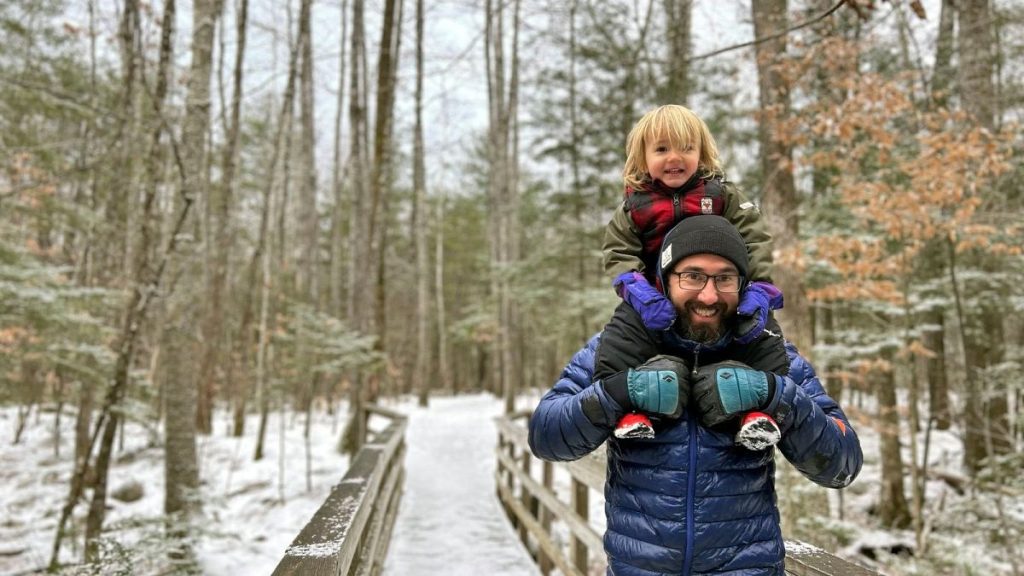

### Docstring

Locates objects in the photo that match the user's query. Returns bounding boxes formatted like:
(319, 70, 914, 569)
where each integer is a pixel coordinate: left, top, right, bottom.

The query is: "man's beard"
(678, 302, 729, 344)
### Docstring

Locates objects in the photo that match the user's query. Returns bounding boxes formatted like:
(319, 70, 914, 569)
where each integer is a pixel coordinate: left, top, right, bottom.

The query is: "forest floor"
(0, 404, 350, 575)
(1, 392, 1021, 575)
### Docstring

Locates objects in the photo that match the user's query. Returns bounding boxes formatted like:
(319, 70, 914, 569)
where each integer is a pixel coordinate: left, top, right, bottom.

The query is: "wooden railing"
(273, 404, 407, 576)
(496, 410, 877, 576)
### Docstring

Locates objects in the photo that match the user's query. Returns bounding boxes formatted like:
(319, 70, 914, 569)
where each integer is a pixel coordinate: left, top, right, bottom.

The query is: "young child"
(603, 105, 784, 449)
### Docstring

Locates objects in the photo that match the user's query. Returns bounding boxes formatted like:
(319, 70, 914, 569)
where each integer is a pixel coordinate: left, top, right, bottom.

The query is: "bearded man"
(528, 215, 862, 576)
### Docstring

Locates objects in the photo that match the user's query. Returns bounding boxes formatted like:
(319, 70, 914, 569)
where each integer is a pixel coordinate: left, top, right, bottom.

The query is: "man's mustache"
(683, 301, 727, 317)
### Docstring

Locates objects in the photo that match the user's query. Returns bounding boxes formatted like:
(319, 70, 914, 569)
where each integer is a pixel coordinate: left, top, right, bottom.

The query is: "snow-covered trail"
(383, 394, 541, 576)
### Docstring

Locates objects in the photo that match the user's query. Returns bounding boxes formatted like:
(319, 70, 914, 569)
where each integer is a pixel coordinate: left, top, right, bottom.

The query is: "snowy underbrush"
(784, 401, 1024, 576)
(0, 404, 350, 575)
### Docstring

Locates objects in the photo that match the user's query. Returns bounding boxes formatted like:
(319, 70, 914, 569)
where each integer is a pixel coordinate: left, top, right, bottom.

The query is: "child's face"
(644, 136, 700, 188)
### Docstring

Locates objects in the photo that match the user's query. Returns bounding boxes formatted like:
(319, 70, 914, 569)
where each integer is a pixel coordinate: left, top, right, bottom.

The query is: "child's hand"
(613, 271, 676, 331)
(734, 281, 784, 344)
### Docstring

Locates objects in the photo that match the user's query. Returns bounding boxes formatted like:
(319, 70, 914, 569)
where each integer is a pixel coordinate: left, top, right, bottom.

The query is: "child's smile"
(645, 139, 700, 189)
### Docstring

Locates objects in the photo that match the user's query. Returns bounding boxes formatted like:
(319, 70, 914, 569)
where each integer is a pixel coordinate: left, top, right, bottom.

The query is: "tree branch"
(687, 0, 849, 63)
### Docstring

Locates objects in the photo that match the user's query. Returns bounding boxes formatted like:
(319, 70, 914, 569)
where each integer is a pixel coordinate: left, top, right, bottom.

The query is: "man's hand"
(692, 360, 776, 428)
(734, 281, 784, 344)
(604, 355, 690, 419)
(614, 271, 676, 331)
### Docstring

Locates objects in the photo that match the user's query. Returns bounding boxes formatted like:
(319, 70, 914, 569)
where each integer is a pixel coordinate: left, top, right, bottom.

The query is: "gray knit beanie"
(658, 215, 750, 286)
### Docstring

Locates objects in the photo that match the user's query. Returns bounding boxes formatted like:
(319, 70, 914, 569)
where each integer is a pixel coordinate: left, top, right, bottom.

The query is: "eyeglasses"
(669, 271, 743, 293)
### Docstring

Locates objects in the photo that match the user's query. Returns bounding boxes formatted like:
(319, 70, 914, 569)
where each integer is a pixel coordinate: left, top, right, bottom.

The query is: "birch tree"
(161, 0, 222, 545)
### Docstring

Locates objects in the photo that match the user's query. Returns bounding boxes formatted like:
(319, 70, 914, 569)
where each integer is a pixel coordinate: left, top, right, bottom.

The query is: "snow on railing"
(495, 410, 878, 576)
(273, 404, 407, 576)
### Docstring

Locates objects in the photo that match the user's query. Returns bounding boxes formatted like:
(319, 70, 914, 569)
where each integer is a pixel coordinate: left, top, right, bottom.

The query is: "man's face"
(666, 254, 740, 343)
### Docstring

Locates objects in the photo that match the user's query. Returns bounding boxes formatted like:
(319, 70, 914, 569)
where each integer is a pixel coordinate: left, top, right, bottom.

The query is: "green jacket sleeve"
(602, 202, 644, 281)
(721, 181, 774, 282)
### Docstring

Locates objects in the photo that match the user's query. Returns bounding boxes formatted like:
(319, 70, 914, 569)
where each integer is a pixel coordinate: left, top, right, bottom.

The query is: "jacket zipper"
(673, 192, 681, 223)
(682, 347, 701, 575)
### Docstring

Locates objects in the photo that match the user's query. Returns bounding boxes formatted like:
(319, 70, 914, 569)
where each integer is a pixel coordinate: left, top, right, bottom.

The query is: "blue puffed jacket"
(528, 304, 863, 576)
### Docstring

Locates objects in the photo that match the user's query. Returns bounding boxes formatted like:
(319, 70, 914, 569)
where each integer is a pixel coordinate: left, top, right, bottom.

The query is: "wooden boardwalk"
(382, 395, 541, 576)
(275, 395, 874, 576)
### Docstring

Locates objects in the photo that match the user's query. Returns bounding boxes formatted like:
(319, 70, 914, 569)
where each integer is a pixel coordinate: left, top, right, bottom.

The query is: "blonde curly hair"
(622, 105, 723, 190)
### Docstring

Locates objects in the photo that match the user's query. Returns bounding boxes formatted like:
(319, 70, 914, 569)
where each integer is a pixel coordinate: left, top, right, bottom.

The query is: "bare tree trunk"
(484, 0, 503, 398)
(485, 0, 522, 413)
(931, 0, 956, 107)
(346, 0, 369, 331)
(197, 0, 249, 437)
(505, 0, 522, 411)
(163, 314, 200, 565)
(109, 0, 142, 286)
(341, 0, 370, 456)
(877, 352, 912, 528)
(924, 309, 952, 430)
(947, 236, 985, 474)
(568, 0, 588, 343)
(249, 21, 303, 461)
(435, 193, 451, 391)
(752, 0, 811, 353)
(253, 194, 276, 461)
(48, 0, 199, 564)
(329, 0, 350, 317)
(73, 378, 95, 481)
(297, 0, 319, 303)
(958, 0, 996, 129)
(158, 0, 220, 550)
(660, 0, 692, 104)
(413, 0, 431, 407)
(368, 0, 403, 387)
(957, 0, 1010, 464)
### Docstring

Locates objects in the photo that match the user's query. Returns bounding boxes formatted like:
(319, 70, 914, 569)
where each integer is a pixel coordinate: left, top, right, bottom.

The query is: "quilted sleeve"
(527, 335, 616, 462)
(765, 342, 863, 489)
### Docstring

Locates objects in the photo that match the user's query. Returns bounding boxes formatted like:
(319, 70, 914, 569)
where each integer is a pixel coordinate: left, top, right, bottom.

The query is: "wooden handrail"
(273, 404, 407, 576)
(496, 411, 878, 576)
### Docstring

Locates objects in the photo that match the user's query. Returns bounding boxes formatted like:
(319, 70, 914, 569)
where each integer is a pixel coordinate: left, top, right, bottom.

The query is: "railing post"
(519, 446, 533, 543)
(570, 477, 588, 573)
(538, 460, 554, 575)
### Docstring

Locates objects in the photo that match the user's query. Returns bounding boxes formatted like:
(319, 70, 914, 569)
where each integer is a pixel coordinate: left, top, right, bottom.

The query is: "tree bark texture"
(752, 0, 812, 353)
(957, 0, 996, 129)
(660, 0, 692, 104)
(931, 0, 956, 106)
(247, 19, 302, 461)
(413, 0, 431, 406)
(297, 0, 319, 303)
(876, 355, 912, 529)
(342, 0, 370, 454)
(485, 0, 522, 413)
(329, 0, 350, 318)
(923, 310, 952, 430)
(163, 316, 200, 525)
(369, 0, 403, 378)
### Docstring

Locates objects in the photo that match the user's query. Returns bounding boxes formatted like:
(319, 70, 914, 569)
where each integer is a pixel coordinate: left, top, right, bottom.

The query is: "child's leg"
(735, 411, 781, 450)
